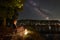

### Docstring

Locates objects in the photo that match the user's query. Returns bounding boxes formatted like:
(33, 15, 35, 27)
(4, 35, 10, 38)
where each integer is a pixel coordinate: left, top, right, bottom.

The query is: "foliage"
(0, 0, 23, 18)
(0, 0, 23, 8)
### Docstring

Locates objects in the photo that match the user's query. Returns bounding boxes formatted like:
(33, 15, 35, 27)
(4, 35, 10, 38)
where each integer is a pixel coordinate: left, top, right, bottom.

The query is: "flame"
(14, 20, 17, 25)
(24, 29, 29, 35)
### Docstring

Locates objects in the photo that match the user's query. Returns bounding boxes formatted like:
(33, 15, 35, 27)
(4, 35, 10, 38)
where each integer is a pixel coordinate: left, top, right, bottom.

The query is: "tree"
(0, 0, 23, 26)
(0, 0, 23, 40)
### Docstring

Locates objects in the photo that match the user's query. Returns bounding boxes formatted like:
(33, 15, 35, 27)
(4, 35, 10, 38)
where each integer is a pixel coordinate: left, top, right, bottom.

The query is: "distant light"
(46, 17, 49, 20)
(49, 26, 51, 30)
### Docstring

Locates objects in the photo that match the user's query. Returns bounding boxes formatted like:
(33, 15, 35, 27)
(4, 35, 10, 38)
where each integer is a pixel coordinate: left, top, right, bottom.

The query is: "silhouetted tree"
(0, 0, 23, 26)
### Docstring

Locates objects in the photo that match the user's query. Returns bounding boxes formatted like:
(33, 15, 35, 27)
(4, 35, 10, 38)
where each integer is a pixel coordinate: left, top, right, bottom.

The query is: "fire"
(17, 26, 31, 37)
(24, 29, 29, 35)
(14, 20, 17, 25)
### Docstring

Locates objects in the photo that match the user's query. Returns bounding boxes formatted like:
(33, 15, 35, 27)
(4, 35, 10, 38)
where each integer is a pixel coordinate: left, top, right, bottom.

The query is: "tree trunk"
(3, 18, 6, 27)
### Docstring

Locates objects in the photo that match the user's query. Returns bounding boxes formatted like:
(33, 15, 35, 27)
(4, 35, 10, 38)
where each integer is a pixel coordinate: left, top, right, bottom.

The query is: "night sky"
(18, 0, 60, 20)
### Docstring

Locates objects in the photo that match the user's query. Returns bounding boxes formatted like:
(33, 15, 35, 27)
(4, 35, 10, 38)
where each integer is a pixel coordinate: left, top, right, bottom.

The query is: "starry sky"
(18, 0, 60, 20)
